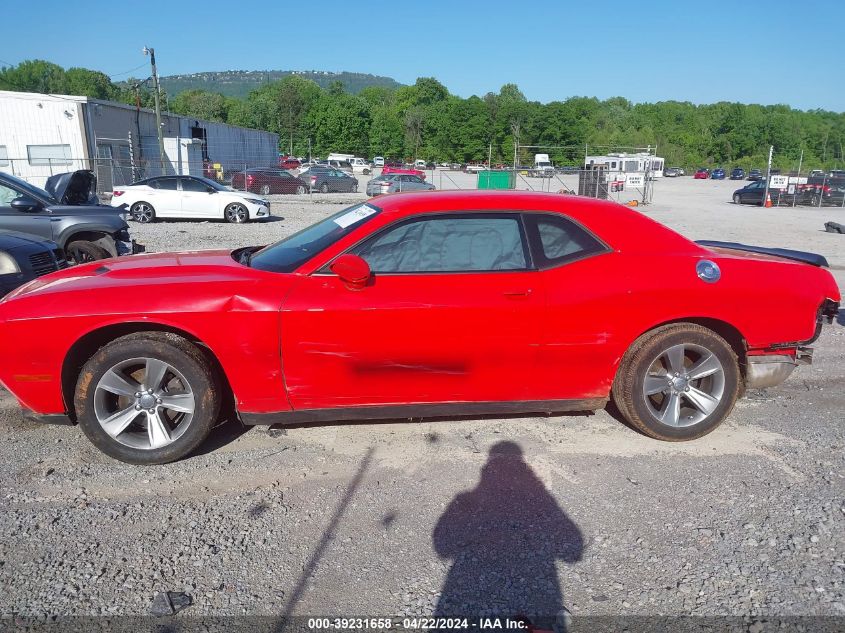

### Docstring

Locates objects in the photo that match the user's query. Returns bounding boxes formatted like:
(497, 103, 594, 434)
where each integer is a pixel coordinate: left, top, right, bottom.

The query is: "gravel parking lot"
(1, 175, 843, 624)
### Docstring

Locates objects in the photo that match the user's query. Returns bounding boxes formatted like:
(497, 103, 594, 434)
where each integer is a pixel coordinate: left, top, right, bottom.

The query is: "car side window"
(151, 178, 178, 190)
(180, 178, 208, 192)
(353, 215, 529, 273)
(0, 183, 21, 205)
(524, 213, 606, 269)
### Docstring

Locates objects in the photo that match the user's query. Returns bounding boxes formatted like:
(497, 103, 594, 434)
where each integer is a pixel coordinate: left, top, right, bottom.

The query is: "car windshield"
(1, 172, 55, 203)
(248, 202, 382, 273)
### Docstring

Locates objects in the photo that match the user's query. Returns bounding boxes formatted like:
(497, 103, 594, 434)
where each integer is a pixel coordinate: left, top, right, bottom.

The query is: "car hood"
(44, 170, 99, 205)
(0, 230, 55, 250)
(2, 249, 257, 302)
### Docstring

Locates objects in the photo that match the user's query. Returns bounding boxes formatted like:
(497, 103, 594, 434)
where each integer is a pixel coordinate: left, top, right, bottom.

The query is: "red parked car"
(230, 168, 307, 195)
(278, 157, 301, 170)
(0, 191, 838, 464)
(694, 168, 710, 179)
(381, 165, 425, 180)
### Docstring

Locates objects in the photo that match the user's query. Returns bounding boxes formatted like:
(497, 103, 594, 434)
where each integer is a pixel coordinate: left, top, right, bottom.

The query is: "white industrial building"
(0, 90, 279, 190)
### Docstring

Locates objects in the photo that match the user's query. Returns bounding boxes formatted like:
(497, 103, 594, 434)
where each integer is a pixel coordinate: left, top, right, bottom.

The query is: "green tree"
(170, 89, 230, 122)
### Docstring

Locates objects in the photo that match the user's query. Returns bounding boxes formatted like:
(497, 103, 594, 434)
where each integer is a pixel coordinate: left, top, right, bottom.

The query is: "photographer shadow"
(433, 441, 583, 630)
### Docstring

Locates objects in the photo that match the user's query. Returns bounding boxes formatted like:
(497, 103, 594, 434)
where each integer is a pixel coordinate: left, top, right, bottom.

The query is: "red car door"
(280, 213, 544, 410)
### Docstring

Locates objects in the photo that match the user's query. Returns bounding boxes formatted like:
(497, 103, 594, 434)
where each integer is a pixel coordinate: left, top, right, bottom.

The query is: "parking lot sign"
(770, 175, 789, 189)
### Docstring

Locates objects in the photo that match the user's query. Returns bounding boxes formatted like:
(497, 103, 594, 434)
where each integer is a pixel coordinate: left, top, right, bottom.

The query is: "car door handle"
(503, 289, 532, 299)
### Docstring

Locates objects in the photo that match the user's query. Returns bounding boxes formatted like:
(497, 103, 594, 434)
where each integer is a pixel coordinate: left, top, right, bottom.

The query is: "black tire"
(260, 184, 271, 195)
(75, 332, 221, 465)
(66, 240, 109, 265)
(733, 194, 741, 204)
(320, 182, 329, 194)
(611, 323, 740, 441)
(225, 202, 249, 223)
(296, 185, 306, 195)
(130, 201, 156, 223)
(363, 168, 370, 175)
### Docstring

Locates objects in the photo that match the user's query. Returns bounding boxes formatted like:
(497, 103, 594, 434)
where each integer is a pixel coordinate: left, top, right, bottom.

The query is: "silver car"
(366, 174, 436, 196)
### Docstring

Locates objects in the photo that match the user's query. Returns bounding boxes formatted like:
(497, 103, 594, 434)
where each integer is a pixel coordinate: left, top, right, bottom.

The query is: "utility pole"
(143, 46, 167, 174)
(762, 145, 774, 208)
(793, 149, 803, 207)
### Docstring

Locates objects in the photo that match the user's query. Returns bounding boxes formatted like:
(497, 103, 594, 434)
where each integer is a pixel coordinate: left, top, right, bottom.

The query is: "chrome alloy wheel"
(225, 203, 248, 223)
(93, 357, 196, 450)
(132, 203, 154, 222)
(641, 343, 725, 428)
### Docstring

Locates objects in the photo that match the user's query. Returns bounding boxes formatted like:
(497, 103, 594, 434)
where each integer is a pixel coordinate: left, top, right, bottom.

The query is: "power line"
(109, 62, 149, 79)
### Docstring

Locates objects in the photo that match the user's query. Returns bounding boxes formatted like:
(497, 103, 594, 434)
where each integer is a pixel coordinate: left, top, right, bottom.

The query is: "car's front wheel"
(612, 323, 740, 441)
(733, 194, 741, 204)
(296, 185, 306, 195)
(75, 332, 220, 464)
(225, 203, 249, 223)
(66, 240, 109, 265)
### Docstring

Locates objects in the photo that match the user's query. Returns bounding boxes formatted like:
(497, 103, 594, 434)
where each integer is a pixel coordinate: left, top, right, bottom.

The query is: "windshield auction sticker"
(334, 204, 378, 229)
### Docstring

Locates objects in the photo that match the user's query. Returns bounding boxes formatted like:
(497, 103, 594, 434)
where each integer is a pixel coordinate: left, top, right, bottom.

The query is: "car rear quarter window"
(524, 213, 607, 269)
(353, 215, 529, 273)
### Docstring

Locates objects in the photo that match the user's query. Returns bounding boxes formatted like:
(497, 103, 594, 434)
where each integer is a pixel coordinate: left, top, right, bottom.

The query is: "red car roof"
(369, 190, 697, 255)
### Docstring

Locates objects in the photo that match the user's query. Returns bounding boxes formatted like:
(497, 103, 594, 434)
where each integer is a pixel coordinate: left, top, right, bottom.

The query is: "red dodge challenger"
(0, 191, 839, 464)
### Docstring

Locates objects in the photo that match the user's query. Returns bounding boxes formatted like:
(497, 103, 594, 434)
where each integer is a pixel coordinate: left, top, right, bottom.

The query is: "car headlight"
(244, 198, 266, 206)
(0, 251, 21, 275)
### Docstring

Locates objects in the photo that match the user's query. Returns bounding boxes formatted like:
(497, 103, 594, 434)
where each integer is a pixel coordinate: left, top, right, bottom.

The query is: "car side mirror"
(10, 196, 41, 212)
(330, 254, 371, 289)
(206, 187, 217, 194)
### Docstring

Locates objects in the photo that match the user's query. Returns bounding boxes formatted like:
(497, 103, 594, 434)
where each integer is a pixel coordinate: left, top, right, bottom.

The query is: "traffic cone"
(765, 192, 772, 208)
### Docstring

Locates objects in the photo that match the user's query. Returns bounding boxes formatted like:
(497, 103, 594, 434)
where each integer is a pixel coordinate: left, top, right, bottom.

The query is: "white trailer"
(584, 152, 664, 180)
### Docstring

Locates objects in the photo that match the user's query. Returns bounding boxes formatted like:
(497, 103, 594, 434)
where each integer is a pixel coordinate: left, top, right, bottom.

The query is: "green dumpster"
(477, 170, 515, 190)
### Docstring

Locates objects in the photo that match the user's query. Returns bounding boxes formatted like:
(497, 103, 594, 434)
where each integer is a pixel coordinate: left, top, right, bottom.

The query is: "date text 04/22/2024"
(306, 618, 531, 630)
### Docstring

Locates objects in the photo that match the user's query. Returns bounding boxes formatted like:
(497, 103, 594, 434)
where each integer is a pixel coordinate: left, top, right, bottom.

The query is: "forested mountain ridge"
(157, 70, 403, 98)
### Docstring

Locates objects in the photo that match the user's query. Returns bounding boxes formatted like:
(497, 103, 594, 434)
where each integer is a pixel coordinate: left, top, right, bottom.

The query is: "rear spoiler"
(696, 240, 829, 268)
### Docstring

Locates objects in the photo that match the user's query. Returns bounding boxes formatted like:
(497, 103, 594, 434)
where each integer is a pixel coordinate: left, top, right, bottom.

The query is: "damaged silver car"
(0, 170, 143, 264)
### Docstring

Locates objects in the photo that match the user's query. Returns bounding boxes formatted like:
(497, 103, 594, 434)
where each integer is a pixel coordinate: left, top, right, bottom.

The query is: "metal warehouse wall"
(178, 118, 279, 173)
(0, 91, 88, 185)
(0, 90, 279, 189)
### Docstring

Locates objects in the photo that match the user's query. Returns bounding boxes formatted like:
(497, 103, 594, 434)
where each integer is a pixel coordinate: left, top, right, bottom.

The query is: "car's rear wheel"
(320, 183, 329, 194)
(225, 203, 249, 223)
(260, 184, 271, 195)
(66, 240, 109, 265)
(75, 332, 220, 465)
(130, 202, 155, 223)
(612, 323, 740, 441)
(296, 185, 306, 195)
(733, 194, 741, 204)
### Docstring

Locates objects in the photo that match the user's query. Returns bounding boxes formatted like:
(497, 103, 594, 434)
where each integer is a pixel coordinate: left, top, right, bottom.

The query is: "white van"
(349, 157, 372, 175)
(373, 156, 385, 167)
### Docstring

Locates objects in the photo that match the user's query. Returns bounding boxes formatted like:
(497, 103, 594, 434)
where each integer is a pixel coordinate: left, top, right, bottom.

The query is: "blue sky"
(3, 0, 843, 111)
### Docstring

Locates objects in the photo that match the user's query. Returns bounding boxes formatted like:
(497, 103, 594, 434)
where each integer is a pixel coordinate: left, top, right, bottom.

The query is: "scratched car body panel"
(0, 191, 839, 463)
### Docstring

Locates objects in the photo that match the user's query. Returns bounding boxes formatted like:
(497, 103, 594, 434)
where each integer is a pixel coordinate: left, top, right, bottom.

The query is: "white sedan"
(111, 175, 270, 224)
